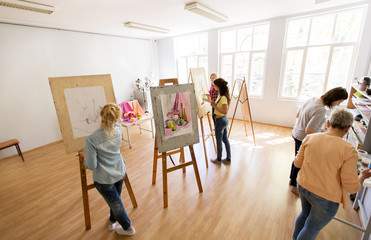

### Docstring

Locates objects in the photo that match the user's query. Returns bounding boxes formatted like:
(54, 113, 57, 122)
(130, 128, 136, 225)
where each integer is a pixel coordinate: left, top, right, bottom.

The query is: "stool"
(0, 139, 25, 161)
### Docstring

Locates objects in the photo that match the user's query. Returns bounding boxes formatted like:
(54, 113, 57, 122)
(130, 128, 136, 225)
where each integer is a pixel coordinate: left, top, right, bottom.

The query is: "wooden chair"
(0, 139, 25, 161)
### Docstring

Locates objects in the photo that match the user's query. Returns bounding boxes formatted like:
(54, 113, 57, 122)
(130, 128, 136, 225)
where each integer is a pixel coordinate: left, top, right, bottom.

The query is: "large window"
(219, 23, 269, 97)
(174, 33, 208, 83)
(280, 7, 365, 100)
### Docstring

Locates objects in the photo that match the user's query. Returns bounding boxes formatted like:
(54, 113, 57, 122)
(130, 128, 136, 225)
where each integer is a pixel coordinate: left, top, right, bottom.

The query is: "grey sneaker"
(210, 158, 221, 164)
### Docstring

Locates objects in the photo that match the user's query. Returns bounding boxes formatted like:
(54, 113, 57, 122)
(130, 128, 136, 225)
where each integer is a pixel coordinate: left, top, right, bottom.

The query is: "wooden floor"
(0, 120, 363, 240)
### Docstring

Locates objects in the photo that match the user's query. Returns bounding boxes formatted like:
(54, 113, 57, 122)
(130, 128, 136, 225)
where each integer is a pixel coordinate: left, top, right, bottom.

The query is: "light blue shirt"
(84, 123, 126, 184)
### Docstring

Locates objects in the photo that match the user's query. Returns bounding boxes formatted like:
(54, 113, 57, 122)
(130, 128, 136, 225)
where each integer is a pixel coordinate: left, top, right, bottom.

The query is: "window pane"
(199, 56, 208, 75)
(302, 47, 330, 97)
(334, 9, 364, 43)
(178, 57, 187, 83)
(234, 53, 250, 96)
(301, 75, 324, 99)
(175, 33, 208, 83)
(282, 50, 304, 97)
(237, 27, 252, 51)
(327, 46, 353, 90)
(250, 52, 265, 95)
(221, 54, 233, 86)
(305, 46, 330, 74)
(187, 56, 198, 69)
(253, 24, 269, 50)
(199, 34, 208, 54)
(235, 52, 250, 78)
(220, 30, 236, 53)
(309, 14, 335, 45)
(286, 18, 310, 47)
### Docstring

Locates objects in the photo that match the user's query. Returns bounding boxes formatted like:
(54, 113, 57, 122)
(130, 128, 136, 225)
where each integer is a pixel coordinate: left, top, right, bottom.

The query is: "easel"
(152, 78, 203, 208)
(153, 78, 186, 169)
(78, 152, 138, 230)
(48, 75, 138, 230)
(188, 70, 217, 168)
(229, 77, 256, 145)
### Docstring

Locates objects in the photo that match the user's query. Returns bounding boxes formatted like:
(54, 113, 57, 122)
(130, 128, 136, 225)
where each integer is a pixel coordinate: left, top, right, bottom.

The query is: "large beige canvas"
(49, 74, 116, 154)
(189, 68, 211, 118)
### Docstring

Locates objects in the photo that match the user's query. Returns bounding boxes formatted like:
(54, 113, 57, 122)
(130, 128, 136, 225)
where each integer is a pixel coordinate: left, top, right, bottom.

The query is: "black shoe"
(221, 159, 231, 165)
(211, 158, 221, 164)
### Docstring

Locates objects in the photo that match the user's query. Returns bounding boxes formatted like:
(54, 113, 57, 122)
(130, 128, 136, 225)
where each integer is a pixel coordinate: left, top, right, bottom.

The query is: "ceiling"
(0, 0, 367, 40)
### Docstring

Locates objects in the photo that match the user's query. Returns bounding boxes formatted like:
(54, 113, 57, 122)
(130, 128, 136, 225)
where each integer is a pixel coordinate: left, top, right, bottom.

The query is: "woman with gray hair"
(292, 108, 371, 240)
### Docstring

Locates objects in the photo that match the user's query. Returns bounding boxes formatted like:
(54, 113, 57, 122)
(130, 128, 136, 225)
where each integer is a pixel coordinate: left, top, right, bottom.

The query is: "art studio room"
(1, 0, 371, 239)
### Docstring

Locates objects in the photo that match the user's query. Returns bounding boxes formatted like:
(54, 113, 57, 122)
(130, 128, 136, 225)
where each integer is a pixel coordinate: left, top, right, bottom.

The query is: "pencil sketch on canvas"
(64, 86, 107, 138)
(189, 68, 211, 117)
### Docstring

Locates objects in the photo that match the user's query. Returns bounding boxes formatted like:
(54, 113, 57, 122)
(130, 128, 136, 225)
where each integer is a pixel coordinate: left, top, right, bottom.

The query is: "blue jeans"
(292, 184, 339, 240)
(94, 176, 132, 230)
(215, 116, 231, 161)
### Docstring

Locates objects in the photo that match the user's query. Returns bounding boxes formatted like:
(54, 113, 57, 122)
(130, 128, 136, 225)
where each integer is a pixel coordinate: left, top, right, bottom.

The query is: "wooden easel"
(153, 78, 186, 170)
(78, 152, 137, 230)
(152, 141, 203, 208)
(228, 77, 256, 145)
(188, 70, 217, 168)
(152, 78, 203, 208)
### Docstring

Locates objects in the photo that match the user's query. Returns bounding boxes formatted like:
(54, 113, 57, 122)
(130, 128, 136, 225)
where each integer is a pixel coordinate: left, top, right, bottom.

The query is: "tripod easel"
(78, 152, 138, 230)
(188, 69, 217, 167)
(228, 77, 256, 145)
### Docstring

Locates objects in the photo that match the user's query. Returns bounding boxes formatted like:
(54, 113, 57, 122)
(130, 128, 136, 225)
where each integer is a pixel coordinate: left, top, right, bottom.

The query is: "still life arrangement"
(119, 101, 145, 125)
(162, 92, 192, 137)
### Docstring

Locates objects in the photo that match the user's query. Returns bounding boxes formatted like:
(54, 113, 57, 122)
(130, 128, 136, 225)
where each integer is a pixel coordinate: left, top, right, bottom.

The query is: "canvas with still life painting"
(161, 92, 192, 137)
(150, 83, 199, 153)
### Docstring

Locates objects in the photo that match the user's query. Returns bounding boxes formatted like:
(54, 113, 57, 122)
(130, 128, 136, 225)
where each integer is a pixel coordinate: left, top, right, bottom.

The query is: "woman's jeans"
(215, 116, 231, 161)
(292, 184, 339, 240)
(289, 137, 302, 186)
(94, 176, 132, 230)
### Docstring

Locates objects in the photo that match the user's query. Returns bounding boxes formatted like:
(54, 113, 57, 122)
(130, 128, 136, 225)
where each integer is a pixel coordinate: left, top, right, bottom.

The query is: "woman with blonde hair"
(84, 103, 135, 236)
(292, 108, 371, 240)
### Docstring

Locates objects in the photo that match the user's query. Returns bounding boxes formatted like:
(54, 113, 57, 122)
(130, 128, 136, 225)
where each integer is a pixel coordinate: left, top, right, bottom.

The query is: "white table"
(121, 115, 154, 148)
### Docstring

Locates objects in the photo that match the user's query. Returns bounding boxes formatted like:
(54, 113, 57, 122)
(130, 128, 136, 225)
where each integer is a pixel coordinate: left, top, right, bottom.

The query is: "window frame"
(278, 6, 366, 101)
(218, 22, 270, 98)
(174, 32, 208, 84)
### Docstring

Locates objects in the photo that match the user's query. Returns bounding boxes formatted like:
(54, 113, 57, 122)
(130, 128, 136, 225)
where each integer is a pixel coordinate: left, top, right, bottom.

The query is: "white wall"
(0, 23, 156, 159)
(157, 2, 371, 128)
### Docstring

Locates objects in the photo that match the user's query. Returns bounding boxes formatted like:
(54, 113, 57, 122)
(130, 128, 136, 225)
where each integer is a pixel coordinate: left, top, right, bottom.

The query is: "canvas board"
(233, 78, 251, 121)
(150, 83, 199, 153)
(189, 68, 212, 118)
(49, 74, 116, 154)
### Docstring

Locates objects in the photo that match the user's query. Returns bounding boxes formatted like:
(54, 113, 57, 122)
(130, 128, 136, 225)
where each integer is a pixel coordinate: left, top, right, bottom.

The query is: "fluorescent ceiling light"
(124, 22, 169, 34)
(184, 2, 228, 23)
(313, 0, 330, 3)
(0, 0, 54, 14)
